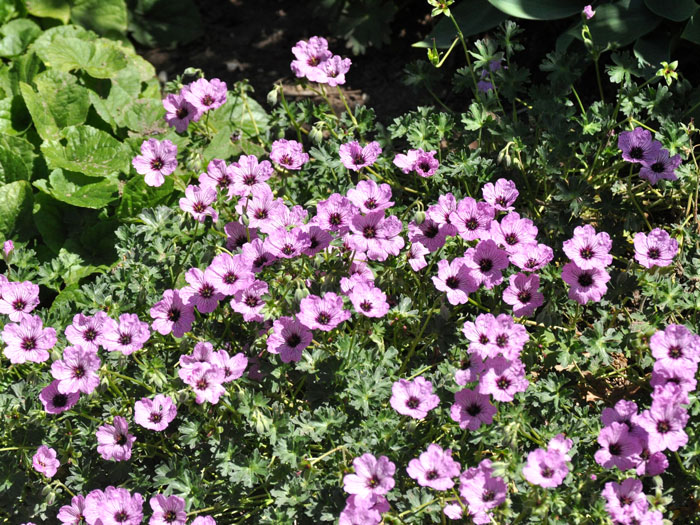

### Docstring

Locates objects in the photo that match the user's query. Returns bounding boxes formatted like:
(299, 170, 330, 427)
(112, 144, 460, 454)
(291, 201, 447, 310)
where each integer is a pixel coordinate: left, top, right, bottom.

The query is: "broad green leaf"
(487, 0, 588, 20)
(123, 97, 166, 133)
(0, 180, 32, 237)
(117, 174, 174, 219)
(32, 192, 65, 253)
(0, 135, 33, 183)
(49, 282, 85, 316)
(0, 19, 41, 57)
(34, 36, 128, 78)
(41, 125, 132, 177)
(29, 24, 96, 59)
(682, 14, 700, 44)
(415, 0, 508, 48)
(20, 81, 60, 140)
(633, 32, 671, 69)
(34, 69, 91, 127)
(0, 0, 21, 25)
(70, 0, 128, 39)
(209, 92, 270, 140)
(24, 0, 70, 23)
(34, 169, 119, 208)
(128, 0, 202, 48)
(90, 79, 164, 133)
(645, 0, 698, 22)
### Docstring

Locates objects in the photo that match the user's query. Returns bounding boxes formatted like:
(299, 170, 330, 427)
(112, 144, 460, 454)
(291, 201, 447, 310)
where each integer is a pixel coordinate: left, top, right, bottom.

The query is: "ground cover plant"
(2, 2, 700, 524)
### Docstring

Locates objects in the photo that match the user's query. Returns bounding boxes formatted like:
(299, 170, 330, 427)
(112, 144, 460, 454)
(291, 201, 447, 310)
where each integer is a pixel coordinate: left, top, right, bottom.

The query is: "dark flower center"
(364, 198, 377, 210)
(282, 244, 295, 256)
(648, 248, 660, 259)
(244, 295, 260, 307)
(167, 308, 181, 322)
(119, 333, 132, 346)
(517, 291, 532, 303)
(280, 154, 293, 166)
(479, 258, 493, 272)
(308, 56, 320, 66)
(329, 213, 342, 226)
(580, 247, 593, 259)
(21, 337, 37, 351)
(504, 233, 518, 245)
(360, 300, 373, 312)
(629, 146, 644, 159)
(253, 255, 268, 268)
(74, 366, 85, 379)
(406, 396, 420, 409)
(193, 202, 207, 213)
(577, 273, 593, 287)
(52, 393, 68, 408)
(668, 345, 682, 359)
(621, 496, 633, 506)
(84, 328, 97, 341)
(196, 379, 208, 390)
(164, 510, 177, 523)
(151, 158, 164, 171)
(466, 218, 478, 230)
(309, 237, 319, 249)
(150, 412, 162, 423)
(418, 162, 431, 172)
(353, 154, 365, 166)
(496, 377, 511, 389)
(368, 476, 379, 488)
(495, 197, 507, 207)
(479, 335, 489, 344)
(657, 421, 670, 434)
(466, 403, 481, 416)
(482, 490, 495, 502)
(609, 443, 622, 456)
(254, 209, 268, 220)
(363, 226, 377, 239)
(243, 174, 257, 186)
(317, 312, 331, 325)
(426, 470, 439, 480)
(651, 162, 665, 173)
(224, 272, 238, 284)
(424, 224, 439, 238)
(114, 511, 129, 522)
(541, 466, 554, 478)
(202, 94, 214, 106)
(286, 333, 302, 348)
(176, 107, 189, 119)
(116, 433, 127, 446)
(445, 276, 460, 289)
(525, 258, 538, 269)
(217, 175, 232, 188)
(496, 334, 508, 347)
(199, 284, 215, 298)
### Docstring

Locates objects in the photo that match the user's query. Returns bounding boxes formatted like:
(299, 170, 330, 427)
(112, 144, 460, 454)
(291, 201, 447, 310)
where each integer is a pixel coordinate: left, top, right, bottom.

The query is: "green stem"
(627, 165, 652, 230)
(278, 87, 306, 141)
(336, 86, 361, 134)
(448, 14, 479, 97)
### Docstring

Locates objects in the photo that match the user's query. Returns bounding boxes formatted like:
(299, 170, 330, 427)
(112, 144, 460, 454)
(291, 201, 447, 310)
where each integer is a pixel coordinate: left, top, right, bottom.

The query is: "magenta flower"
(650, 360, 697, 400)
(231, 279, 268, 322)
(618, 127, 662, 164)
(339, 494, 388, 525)
(346, 211, 404, 262)
(639, 148, 681, 185)
(318, 55, 352, 86)
(0, 280, 40, 321)
(348, 282, 390, 318)
(462, 313, 496, 359)
(179, 184, 218, 223)
(394, 148, 439, 177)
(594, 422, 643, 471)
(463, 239, 509, 289)
(478, 356, 528, 402)
(270, 139, 309, 170)
(150, 289, 195, 337)
(180, 267, 225, 314)
(134, 394, 177, 431)
(339, 141, 382, 171)
(522, 448, 569, 488)
(177, 341, 218, 370)
(64, 311, 109, 352)
(490, 212, 538, 254)
(210, 349, 247, 381)
(179, 362, 226, 404)
(509, 242, 554, 272)
(314, 193, 359, 235)
(300, 224, 332, 256)
(601, 399, 639, 428)
(40, 380, 80, 414)
(346, 179, 394, 214)
(561, 262, 610, 305)
(650, 324, 700, 372)
(132, 138, 178, 187)
(482, 178, 518, 212)
(432, 258, 478, 305)
(198, 159, 233, 197)
(563, 224, 613, 270)
(427, 193, 458, 236)
(163, 92, 196, 133)
(241, 238, 277, 273)
(502, 273, 544, 317)
(389, 376, 440, 419)
(57, 494, 86, 525)
(191, 517, 216, 525)
(635, 400, 689, 453)
(32, 445, 60, 478)
(101, 313, 150, 355)
(85, 486, 144, 525)
(267, 316, 313, 363)
(450, 388, 496, 430)
(96, 416, 136, 462)
(583, 4, 595, 19)
(149, 494, 186, 525)
(1, 314, 56, 363)
(634, 229, 678, 268)
(298, 292, 350, 331)
(51, 345, 101, 395)
(228, 154, 273, 197)
(407, 444, 461, 491)
(266, 227, 311, 259)
(407, 242, 430, 271)
(486, 314, 529, 360)
(183, 78, 227, 119)
(224, 221, 258, 251)
(547, 434, 573, 461)
(450, 197, 494, 241)
(207, 253, 254, 297)
(602, 478, 649, 524)
(454, 353, 485, 385)
(459, 460, 507, 515)
(240, 185, 285, 230)
(343, 453, 396, 505)
(3, 239, 13, 260)
(290, 36, 332, 82)
(408, 219, 448, 252)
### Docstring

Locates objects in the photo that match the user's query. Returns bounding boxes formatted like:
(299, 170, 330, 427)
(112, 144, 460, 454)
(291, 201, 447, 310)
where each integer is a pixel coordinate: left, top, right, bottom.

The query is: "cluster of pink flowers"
(290, 36, 351, 86)
(618, 127, 681, 185)
(443, 459, 507, 522)
(393, 148, 439, 177)
(163, 77, 227, 133)
(561, 224, 612, 305)
(177, 341, 247, 404)
(341, 453, 394, 524)
(522, 434, 573, 488)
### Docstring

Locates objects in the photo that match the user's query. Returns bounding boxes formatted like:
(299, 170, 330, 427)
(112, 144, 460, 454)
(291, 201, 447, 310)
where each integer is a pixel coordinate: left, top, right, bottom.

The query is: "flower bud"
(413, 211, 426, 225)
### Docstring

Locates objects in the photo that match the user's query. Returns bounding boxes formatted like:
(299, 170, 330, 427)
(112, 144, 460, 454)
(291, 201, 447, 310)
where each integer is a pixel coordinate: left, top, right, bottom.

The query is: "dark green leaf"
(128, 0, 202, 48)
(70, 0, 128, 39)
(0, 18, 41, 57)
(32, 192, 66, 253)
(34, 169, 119, 208)
(487, 0, 589, 20)
(645, 0, 698, 22)
(0, 180, 32, 236)
(117, 173, 175, 219)
(415, 0, 508, 48)
(682, 14, 700, 44)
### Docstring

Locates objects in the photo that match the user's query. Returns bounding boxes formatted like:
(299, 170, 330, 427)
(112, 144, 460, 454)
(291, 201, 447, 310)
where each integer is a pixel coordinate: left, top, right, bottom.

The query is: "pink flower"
(522, 449, 568, 488)
(602, 478, 649, 524)
(58, 494, 86, 525)
(1, 314, 56, 363)
(634, 229, 678, 268)
(85, 486, 143, 525)
(486, 314, 529, 360)
(339, 494, 388, 525)
(454, 353, 485, 385)
(563, 224, 612, 270)
(339, 141, 382, 171)
(639, 148, 681, 185)
(463, 239, 509, 289)
(462, 313, 496, 358)
(450, 388, 496, 430)
(649, 324, 700, 372)
(407, 242, 430, 271)
(502, 273, 544, 317)
(346, 180, 394, 214)
(0, 280, 40, 321)
(314, 193, 359, 235)
(163, 92, 196, 133)
(348, 282, 390, 318)
(224, 221, 258, 251)
(179, 363, 226, 404)
(149, 494, 186, 525)
(211, 349, 248, 382)
(561, 262, 611, 305)
(134, 395, 177, 431)
(65, 311, 109, 352)
(408, 219, 448, 252)
(179, 184, 219, 223)
(198, 159, 233, 197)
(2, 239, 13, 260)
(346, 211, 404, 262)
(96, 416, 136, 461)
(427, 193, 459, 236)
(179, 341, 215, 370)
(343, 453, 396, 505)
(229, 155, 273, 197)
(459, 460, 507, 515)
(393, 148, 439, 177)
(389, 376, 440, 419)
(583, 4, 595, 19)
(290, 36, 333, 81)
(183, 78, 227, 119)
(317, 55, 352, 86)
(241, 238, 276, 273)
(150, 289, 195, 337)
(180, 268, 225, 314)
(490, 212, 538, 254)
(191, 517, 216, 525)
(267, 316, 313, 363)
(33, 445, 60, 478)
(266, 227, 311, 259)
(478, 356, 529, 402)
(51, 345, 101, 395)
(270, 139, 309, 170)
(509, 242, 553, 272)
(406, 444, 461, 491)
(594, 422, 643, 471)
(132, 138, 178, 187)
(432, 258, 478, 305)
(482, 178, 518, 212)
(101, 313, 150, 355)
(298, 292, 350, 331)
(240, 185, 285, 230)
(450, 197, 494, 241)
(231, 279, 268, 322)
(40, 380, 80, 414)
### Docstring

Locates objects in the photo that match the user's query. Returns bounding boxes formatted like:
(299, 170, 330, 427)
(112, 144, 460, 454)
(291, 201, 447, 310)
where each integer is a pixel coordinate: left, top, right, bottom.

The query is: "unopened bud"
(413, 210, 426, 225)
